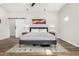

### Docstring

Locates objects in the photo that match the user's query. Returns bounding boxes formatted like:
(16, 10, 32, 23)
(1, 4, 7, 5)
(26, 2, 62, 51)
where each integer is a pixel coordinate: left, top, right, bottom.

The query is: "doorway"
(9, 19, 16, 37)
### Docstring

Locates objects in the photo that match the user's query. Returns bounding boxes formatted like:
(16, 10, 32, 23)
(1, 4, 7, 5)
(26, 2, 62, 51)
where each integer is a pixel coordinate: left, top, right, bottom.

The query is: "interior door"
(15, 19, 24, 38)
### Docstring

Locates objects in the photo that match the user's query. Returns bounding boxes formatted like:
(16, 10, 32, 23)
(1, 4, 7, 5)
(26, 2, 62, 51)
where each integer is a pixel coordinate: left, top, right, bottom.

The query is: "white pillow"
(39, 29, 47, 32)
(31, 29, 39, 32)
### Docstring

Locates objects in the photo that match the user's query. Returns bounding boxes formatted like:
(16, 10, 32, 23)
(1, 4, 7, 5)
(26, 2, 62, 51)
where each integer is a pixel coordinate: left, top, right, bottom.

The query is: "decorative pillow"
(31, 29, 39, 32)
(39, 29, 47, 32)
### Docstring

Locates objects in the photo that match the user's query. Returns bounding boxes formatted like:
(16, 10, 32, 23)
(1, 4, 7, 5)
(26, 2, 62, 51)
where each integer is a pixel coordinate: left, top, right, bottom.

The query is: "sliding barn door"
(15, 19, 24, 38)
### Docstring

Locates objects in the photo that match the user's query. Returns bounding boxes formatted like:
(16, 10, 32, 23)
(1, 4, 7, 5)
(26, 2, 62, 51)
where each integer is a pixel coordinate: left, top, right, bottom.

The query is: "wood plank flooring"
(0, 37, 79, 56)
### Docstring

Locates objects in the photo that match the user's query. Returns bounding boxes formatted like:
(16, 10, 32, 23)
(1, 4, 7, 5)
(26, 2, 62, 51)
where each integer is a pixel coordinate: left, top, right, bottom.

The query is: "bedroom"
(0, 3, 79, 56)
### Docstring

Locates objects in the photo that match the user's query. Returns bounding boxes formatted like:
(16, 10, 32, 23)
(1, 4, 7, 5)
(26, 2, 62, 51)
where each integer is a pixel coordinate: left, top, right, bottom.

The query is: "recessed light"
(44, 8, 46, 11)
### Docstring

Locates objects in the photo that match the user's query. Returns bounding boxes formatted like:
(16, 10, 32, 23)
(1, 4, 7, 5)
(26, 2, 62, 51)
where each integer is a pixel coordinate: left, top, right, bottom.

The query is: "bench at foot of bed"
(33, 44, 37, 46)
(40, 44, 50, 47)
(33, 44, 51, 47)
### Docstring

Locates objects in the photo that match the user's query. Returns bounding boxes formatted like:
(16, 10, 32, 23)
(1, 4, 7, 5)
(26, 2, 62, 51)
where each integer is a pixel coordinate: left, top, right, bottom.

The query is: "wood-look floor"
(0, 37, 79, 56)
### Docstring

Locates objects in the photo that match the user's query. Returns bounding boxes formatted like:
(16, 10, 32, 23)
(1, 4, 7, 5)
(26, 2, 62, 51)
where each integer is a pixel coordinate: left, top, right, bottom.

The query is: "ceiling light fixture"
(31, 3, 35, 7)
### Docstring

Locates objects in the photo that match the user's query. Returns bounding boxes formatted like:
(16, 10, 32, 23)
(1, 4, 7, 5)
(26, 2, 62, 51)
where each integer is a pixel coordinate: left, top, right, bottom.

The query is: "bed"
(19, 27, 57, 47)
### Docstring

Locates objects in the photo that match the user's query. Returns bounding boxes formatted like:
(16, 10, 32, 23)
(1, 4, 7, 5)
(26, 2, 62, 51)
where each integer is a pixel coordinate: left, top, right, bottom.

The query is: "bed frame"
(30, 27, 48, 32)
(19, 27, 57, 47)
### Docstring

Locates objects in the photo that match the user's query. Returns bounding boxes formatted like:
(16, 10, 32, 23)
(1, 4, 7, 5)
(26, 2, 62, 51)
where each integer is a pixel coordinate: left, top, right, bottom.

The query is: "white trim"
(57, 34, 79, 47)
(0, 37, 10, 40)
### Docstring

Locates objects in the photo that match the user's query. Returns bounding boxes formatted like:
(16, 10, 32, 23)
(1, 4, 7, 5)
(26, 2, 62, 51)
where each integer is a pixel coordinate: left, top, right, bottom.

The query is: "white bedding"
(20, 32, 55, 40)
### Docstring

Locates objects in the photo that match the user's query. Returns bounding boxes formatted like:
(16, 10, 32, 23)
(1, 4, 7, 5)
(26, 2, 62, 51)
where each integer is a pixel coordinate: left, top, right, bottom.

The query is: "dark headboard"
(30, 27, 48, 32)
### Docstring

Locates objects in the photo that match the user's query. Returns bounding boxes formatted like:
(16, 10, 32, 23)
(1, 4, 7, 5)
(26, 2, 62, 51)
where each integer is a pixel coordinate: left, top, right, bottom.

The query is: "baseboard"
(0, 36, 10, 40)
(57, 36, 79, 47)
(0, 37, 10, 40)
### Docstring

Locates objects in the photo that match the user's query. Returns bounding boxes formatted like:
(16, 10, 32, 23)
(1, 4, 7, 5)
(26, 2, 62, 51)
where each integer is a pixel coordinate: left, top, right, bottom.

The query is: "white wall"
(0, 7, 10, 40)
(8, 12, 58, 37)
(58, 4, 79, 47)
(8, 12, 58, 27)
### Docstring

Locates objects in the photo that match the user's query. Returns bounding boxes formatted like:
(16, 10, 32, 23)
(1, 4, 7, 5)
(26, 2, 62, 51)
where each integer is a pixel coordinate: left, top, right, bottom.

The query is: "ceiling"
(0, 3, 66, 13)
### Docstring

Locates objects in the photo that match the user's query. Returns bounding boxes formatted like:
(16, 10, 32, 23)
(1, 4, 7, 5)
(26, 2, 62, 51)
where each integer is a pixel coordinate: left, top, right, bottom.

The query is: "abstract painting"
(32, 19, 46, 24)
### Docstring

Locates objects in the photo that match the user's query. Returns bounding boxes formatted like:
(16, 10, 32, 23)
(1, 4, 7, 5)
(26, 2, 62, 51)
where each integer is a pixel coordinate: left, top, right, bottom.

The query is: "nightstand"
(22, 32, 29, 35)
(49, 32, 55, 36)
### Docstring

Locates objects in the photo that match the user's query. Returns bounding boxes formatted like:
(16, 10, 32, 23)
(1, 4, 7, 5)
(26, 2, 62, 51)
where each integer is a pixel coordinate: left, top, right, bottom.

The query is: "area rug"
(6, 43, 68, 54)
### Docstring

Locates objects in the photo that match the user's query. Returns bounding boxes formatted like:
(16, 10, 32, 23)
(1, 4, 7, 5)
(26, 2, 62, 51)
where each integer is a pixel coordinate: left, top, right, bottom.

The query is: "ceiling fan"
(31, 3, 35, 7)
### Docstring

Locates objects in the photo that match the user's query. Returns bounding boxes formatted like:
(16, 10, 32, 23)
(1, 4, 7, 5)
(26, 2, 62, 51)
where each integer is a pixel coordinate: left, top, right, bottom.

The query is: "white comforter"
(20, 32, 55, 40)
